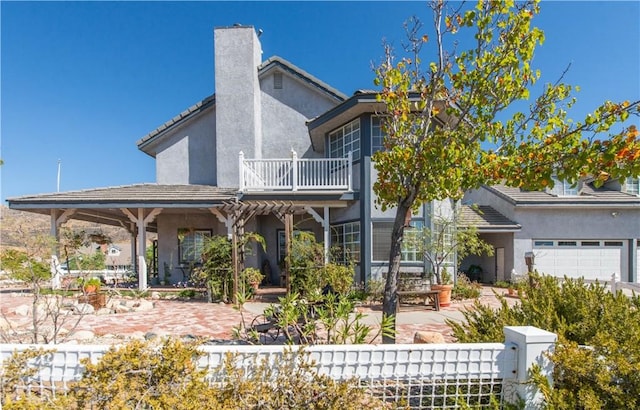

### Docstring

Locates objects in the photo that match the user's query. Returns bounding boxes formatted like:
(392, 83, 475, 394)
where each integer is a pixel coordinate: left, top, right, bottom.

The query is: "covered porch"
(7, 184, 353, 294)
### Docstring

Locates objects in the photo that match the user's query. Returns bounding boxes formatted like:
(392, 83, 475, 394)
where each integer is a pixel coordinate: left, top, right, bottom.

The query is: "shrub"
(323, 263, 354, 295)
(2, 340, 398, 409)
(452, 273, 482, 300)
(449, 273, 640, 408)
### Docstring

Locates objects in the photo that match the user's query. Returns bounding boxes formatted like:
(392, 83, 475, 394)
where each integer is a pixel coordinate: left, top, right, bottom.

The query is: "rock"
(14, 304, 31, 316)
(74, 303, 95, 315)
(150, 292, 161, 300)
(69, 330, 95, 341)
(414, 331, 446, 344)
(133, 300, 154, 312)
(113, 304, 132, 314)
(129, 331, 146, 340)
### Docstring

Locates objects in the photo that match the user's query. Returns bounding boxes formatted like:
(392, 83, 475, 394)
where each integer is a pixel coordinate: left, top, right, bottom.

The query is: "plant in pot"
(241, 267, 264, 292)
(78, 276, 102, 294)
(409, 203, 494, 307)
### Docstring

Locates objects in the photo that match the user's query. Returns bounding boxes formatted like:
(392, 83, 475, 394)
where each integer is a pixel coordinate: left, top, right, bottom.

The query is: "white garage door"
(533, 240, 624, 281)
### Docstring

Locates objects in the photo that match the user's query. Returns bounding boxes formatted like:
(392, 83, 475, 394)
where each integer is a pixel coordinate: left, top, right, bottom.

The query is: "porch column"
(49, 209, 75, 289)
(121, 208, 162, 291)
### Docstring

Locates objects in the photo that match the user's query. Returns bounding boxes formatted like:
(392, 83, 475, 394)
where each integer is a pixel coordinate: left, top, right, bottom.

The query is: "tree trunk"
(382, 201, 412, 344)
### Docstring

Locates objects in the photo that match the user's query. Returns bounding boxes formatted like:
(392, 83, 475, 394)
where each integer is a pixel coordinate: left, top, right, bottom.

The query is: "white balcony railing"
(239, 150, 352, 192)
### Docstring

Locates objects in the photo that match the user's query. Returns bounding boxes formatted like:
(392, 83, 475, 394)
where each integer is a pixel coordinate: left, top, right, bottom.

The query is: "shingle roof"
(7, 184, 239, 207)
(137, 95, 216, 150)
(485, 184, 640, 206)
(459, 205, 521, 231)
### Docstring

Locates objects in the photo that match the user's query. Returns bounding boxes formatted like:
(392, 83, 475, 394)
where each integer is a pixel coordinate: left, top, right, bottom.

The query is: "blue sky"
(2, 1, 639, 202)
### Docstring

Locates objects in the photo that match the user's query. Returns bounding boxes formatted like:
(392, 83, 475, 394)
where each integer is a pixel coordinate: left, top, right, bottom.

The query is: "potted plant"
(78, 276, 102, 294)
(430, 268, 454, 307)
(242, 267, 264, 292)
(77, 276, 106, 309)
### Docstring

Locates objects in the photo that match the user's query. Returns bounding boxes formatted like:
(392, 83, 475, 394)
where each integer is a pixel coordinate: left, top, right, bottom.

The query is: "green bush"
(449, 273, 640, 408)
(452, 273, 482, 300)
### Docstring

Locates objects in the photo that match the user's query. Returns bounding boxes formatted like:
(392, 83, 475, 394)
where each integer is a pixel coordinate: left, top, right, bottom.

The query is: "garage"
(532, 240, 625, 281)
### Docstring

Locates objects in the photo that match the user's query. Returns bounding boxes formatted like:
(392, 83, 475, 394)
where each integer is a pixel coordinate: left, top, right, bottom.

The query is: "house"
(463, 177, 640, 283)
(7, 25, 639, 289)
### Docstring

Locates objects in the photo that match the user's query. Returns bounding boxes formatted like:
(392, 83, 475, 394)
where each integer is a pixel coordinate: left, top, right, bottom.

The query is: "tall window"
(626, 177, 639, 196)
(178, 229, 211, 264)
(372, 116, 384, 153)
(329, 119, 360, 160)
(331, 222, 360, 264)
(372, 221, 423, 262)
(549, 177, 578, 196)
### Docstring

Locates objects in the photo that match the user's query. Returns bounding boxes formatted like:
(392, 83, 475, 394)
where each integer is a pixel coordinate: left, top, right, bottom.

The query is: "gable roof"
(137, 55, 346, 155)
(459, 205, 521, 232)
(484, 184, 640, 207)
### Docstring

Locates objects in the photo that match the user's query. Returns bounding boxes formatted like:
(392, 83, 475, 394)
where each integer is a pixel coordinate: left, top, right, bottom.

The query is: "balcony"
(239, 151, 352, 192)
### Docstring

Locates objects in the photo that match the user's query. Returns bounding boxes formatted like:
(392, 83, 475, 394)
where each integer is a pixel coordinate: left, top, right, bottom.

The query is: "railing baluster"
(240, 156, 351, 191)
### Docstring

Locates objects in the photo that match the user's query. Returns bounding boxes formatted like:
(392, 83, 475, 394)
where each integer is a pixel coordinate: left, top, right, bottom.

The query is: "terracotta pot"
(83, 285, 98, 294)
(431, 284, 453, 307)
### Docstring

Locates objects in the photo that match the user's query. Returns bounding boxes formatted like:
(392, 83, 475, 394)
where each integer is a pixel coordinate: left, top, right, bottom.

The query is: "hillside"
(0, 206, 131, 251)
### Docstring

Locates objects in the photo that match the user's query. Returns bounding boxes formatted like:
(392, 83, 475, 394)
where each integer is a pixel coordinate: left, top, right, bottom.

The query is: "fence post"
(238, 151, 245, 192)
(291, 149, 298, 191)
(503, 326, 557, 409)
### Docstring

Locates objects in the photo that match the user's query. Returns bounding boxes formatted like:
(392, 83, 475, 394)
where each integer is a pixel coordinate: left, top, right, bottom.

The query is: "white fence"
(611, 273, 640, 294)
(0, 326, 555, 409)
(239, 150, 352, 192)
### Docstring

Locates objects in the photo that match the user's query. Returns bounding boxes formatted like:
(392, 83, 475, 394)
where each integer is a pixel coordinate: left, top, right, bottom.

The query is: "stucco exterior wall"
(260, 71, 337, 159)
(156, 212, 223, 285)
(155, 107, 216, 185)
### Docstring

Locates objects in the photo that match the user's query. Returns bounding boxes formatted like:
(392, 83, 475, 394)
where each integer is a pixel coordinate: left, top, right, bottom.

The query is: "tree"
(374, 0, 640, 342)
(408, 201, 494, 285)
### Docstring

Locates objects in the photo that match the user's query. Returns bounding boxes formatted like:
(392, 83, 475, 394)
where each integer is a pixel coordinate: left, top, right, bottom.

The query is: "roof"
(137, 95, 216, 151)
(6, 184, 352, 232)
(459, 205, 521, 232)
(6, 184, 239, 207)
(306, 92, 455, 153)
(137, 56, 346, 155)
(484, 184, 640, 207)
(259, 56, 347, 102)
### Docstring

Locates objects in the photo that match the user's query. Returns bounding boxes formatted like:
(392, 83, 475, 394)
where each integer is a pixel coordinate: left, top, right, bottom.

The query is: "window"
(534, 241, 554, 247)
(178, 229, 211, 264)
(372, 221, 423, 262)
(402, 221, 424, 262)
(549, 177, 579, 196)
(604, 241, 623, 247)
(625, 177, 639, 196)
(331, 222, 360, 264)
(557, 241, 577, 247)
(329, 119, 360, 160)
(277, 229, 311, 263)
(581, 241, 600, 246)
(372, 116, 384, 153)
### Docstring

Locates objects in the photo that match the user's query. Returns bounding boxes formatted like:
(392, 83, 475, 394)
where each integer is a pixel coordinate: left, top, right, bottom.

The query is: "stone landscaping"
(0, 286, 517, 345)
